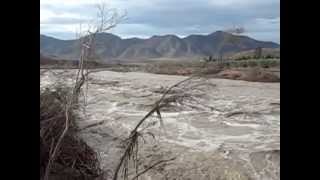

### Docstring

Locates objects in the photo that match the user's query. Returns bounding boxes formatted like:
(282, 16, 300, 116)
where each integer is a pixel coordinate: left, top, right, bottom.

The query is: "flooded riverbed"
(41, 69, 280, 180)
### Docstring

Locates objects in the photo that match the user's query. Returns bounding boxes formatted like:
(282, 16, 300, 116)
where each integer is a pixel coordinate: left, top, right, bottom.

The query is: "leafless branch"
(112, 74, 212, 180)
(43, 2, 124, 179)
(130, 157, 176, 180)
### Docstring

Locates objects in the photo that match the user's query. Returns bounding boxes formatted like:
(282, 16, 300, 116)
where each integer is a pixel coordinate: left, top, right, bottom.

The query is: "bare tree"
(254, 47, 263, 59)
(43, 3, 125, 180)
(42, 2, 215, 180)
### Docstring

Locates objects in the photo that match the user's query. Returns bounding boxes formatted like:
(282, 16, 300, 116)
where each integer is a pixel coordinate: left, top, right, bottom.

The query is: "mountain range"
(40, 31, 280, 61)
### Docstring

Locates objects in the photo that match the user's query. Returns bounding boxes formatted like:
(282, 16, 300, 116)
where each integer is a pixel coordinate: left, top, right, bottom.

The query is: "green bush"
(248, 61, 258, 67)
(259, 60, 269, 68)
(258, 59, 279, 68)
(269, 60, 279, 67)
(224, 62, 231, 68)
(230, 61, 239, 67)
(239, 61, 248, 68)
(265, 55, 274, 59)
(236, 56, 251, 61)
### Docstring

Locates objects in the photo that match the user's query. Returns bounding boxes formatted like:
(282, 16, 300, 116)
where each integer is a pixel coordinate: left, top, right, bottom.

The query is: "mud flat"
(40, 69, 280, 180)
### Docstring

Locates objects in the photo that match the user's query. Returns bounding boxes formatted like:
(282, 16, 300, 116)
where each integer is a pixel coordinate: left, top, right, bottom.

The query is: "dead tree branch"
(43, 2, 124, 179)
(130, 157, 176, 180)
(112, 74, 209, 180)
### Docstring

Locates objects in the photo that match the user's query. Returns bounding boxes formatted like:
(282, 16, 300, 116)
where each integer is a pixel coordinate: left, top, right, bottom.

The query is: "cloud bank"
(40, 0, 280, 43)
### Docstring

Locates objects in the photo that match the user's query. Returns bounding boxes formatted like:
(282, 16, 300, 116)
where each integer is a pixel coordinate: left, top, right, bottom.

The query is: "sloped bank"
(40, 87, 103, 180)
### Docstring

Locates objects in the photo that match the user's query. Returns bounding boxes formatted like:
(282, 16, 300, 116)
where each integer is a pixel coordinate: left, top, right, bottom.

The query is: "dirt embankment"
(41, 57, 280, 82)
(215, 68, 280, 82)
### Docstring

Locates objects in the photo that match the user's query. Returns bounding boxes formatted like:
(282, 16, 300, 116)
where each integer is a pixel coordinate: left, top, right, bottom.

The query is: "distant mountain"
(40, 31, 280, 61)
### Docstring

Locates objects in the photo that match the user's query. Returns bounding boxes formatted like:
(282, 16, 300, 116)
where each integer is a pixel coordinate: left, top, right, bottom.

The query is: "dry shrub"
(40, 87, 102, 180)
(218, 69, 242, 79)
(243, 67, 280, 82)
(215, 67, 279, 82)
(175, 68, 193, 76)
(144, 62, 196, 76)
(200, 63, 224, 75)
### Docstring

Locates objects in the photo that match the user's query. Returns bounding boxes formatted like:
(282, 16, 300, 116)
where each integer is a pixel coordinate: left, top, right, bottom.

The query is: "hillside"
(229, 48, 280, 59)
(40, 31, 280, 62)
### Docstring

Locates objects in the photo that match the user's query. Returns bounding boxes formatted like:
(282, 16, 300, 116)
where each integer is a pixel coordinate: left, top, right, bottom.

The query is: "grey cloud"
(44, 32, 78, 40)
(245, 31, 280, 43)
(40, 3, 97, 19)
(41, 17, 89, 25)
(41, 0, 279, 42)
(124, 2, 279, 28)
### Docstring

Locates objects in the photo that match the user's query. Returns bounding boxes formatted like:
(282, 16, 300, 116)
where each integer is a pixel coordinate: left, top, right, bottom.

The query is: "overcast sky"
(40, 0, 280, 43)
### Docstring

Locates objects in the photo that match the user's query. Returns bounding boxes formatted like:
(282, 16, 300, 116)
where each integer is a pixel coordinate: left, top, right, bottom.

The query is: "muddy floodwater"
(41, 69, 280, 180)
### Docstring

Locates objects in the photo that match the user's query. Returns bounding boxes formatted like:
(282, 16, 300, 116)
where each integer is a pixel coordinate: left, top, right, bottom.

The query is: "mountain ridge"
(40, 31, 280, 61)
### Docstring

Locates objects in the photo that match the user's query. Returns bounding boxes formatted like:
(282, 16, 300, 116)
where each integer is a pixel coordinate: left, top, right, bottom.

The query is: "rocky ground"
(40, 69, 280, 180)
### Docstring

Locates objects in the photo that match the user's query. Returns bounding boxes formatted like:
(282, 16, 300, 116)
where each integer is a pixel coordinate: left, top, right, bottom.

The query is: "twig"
(42, 2, 125, 179)
(130, 157, 176, 180)
(225, 111, 246, 118)
(78, 120, 106, 131)
(270, 102, 280, 106)
(113, 75, 200, 180)
(44, 104, 71, 180)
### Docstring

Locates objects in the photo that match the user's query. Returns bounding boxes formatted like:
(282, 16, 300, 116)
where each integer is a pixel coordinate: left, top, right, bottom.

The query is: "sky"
(40, 0, 280, 43)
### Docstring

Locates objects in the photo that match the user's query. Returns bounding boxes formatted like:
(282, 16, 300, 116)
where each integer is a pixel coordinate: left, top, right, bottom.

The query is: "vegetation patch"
(40, 87, 102, 180)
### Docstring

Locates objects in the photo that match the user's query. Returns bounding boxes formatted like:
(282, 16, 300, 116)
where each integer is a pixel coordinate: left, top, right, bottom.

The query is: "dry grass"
(242, 67, 280, 82)
(40, 87, 102, 180)
(142, 61, 279, 82)
(216, 68, 279, 82)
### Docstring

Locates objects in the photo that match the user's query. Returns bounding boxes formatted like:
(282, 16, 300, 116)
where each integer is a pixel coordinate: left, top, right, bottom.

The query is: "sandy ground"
(40, 69, 280, 180)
